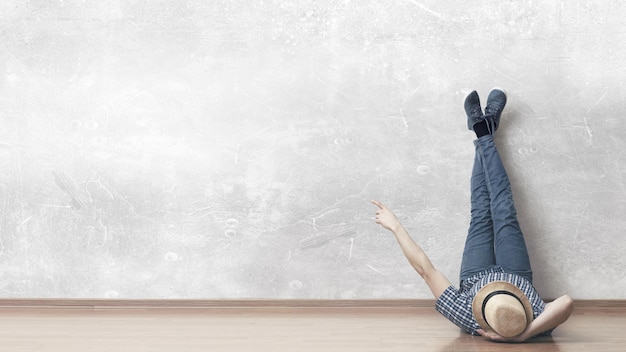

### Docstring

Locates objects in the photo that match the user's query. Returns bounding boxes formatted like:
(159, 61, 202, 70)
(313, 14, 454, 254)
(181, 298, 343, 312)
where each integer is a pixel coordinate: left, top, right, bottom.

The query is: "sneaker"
(484, 88, 507, 132)
(464, 90, 483, 130)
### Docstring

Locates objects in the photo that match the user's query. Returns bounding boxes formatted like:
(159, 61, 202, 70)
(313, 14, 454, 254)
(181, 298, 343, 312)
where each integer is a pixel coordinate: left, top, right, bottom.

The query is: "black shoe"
(484, 88, 507, 133)
(464, 90, 483, 130)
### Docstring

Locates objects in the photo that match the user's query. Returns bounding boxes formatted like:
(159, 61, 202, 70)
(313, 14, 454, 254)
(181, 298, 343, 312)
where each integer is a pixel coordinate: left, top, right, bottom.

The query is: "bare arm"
(478, 294, 575, 342)
(372, 200, 451, 299)
(519, 295, 574, 340)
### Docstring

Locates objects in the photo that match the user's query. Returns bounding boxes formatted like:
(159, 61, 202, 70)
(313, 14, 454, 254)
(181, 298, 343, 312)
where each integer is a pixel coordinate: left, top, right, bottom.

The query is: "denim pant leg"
(460, 141, 497, 282)
(475, 135, 533, 282)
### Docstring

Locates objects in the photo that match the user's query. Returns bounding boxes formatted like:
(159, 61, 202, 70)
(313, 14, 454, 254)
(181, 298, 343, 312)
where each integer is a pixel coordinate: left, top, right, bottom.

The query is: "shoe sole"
(490, 87, 507, 99)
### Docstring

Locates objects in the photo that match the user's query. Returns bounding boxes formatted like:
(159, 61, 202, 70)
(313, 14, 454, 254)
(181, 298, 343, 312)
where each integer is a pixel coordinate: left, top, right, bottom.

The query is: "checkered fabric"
(435, 266, 551, 336)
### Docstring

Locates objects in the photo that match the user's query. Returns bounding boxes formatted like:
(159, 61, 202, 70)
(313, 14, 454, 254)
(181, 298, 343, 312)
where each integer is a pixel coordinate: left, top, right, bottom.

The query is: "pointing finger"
(371, 200, 384, 209)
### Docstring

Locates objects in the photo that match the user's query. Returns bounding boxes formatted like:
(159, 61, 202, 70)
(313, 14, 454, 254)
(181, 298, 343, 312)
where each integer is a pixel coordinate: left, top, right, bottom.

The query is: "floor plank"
(0, 305, 623, 351)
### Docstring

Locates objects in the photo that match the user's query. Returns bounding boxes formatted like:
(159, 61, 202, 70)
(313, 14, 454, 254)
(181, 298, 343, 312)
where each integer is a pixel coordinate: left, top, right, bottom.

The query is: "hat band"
(481, 289, 523, 326)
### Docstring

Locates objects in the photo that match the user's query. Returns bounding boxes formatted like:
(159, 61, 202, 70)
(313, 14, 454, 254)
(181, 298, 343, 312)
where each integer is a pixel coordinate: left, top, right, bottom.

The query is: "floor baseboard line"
(0, 299, 624, 309)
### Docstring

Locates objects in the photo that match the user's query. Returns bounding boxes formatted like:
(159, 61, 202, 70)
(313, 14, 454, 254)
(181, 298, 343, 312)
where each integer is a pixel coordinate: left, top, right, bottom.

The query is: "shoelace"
(484, 108, 499, 134)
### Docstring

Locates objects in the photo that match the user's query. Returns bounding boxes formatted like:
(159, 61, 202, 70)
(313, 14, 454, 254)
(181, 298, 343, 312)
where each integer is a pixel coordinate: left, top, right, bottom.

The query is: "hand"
(371, 200, 402, 233)
(477, 329, 525, 343)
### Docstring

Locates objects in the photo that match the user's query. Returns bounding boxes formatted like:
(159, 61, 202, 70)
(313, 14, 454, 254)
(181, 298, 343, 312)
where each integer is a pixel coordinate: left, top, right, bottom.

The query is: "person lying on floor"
(372, 88, 574, 342)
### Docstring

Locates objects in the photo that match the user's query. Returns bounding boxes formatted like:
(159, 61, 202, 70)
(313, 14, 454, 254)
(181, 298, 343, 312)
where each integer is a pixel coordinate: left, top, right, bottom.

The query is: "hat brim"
(471, 281, 534, 335)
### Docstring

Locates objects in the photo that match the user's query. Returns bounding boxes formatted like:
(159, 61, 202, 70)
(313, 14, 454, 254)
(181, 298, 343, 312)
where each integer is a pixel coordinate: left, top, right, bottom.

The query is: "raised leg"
(460, 142, 496, 282)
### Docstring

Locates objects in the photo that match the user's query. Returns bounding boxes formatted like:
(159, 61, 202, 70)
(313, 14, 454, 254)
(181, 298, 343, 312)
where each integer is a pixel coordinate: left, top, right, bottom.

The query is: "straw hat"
(472, 281, 534, 337)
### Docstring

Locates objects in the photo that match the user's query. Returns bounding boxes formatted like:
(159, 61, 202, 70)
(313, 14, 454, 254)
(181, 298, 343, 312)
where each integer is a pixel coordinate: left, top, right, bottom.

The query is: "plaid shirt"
(435, 266, 551, 336)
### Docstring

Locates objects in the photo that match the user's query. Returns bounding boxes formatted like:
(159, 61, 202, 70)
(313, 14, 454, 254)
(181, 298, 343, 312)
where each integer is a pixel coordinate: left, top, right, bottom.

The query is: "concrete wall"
(0, 0, 624, 299)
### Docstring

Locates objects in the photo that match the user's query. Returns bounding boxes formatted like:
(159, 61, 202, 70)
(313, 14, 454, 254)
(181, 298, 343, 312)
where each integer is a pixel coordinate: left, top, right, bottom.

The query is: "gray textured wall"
(0, 0, 624, 299)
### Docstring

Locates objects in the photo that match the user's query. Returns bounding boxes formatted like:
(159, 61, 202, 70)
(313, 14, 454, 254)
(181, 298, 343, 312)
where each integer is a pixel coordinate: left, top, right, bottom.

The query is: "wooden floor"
(0, 302, 624, 351)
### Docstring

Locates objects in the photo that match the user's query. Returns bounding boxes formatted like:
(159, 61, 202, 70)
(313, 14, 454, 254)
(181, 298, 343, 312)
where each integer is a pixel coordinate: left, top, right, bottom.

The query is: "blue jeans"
(459, 135, 533, 283)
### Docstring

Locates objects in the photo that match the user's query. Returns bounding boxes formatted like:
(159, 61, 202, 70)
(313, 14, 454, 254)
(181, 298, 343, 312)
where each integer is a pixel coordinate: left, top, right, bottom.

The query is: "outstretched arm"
(478, 294, 575, 342)
(372, 200, 451, 299)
